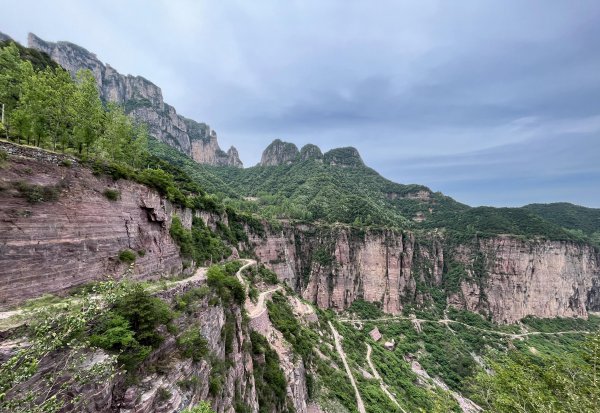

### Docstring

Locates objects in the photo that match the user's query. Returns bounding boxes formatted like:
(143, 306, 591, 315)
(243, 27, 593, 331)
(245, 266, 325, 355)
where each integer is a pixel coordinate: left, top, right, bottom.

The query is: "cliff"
(250, 224, 600, 323)
(26, 33, 242, 168)
(0, 141, 193, 308)
(259, 139, 299, 166)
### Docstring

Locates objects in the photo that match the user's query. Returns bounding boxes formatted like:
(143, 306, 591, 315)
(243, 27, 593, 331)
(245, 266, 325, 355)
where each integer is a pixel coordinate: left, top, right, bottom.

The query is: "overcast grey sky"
(2, 0, 599, 207)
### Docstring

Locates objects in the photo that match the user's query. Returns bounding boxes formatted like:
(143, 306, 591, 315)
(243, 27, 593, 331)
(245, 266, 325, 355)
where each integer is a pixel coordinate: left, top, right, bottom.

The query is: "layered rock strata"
(249, 225, 600, 323)
(0, 142, 192, 308)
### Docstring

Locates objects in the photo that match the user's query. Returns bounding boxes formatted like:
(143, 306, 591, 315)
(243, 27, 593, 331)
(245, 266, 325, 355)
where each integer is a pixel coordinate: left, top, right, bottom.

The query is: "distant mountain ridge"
(23, 32, 243, 167)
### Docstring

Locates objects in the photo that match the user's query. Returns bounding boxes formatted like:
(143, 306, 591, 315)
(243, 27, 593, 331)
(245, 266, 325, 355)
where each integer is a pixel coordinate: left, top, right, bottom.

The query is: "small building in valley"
(369, 327, 382, 342)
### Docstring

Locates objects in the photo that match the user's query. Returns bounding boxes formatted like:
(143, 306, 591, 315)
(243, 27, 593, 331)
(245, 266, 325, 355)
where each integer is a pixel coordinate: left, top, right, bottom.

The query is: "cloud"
(1, 0, 599, 206)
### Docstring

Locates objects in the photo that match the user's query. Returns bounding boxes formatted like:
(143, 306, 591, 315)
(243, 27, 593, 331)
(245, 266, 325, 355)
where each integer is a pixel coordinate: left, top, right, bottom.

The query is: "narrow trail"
(339, 316, 594, 339)
(232, 259, 283, 319)
(328, 321, 366, 413)
(248, 287, 282, 318)
(366, 343, 406, 413)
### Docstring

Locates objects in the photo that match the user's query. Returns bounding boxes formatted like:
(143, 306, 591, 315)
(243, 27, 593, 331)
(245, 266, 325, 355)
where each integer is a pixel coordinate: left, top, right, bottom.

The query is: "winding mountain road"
(339, 315, 594, 339)
(328, 321, 366, 413)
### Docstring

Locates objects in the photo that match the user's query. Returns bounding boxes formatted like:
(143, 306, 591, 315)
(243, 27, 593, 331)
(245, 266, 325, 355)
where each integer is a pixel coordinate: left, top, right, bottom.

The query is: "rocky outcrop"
(0, 281, 260, 413)
(300, 144, 323, 161)
(249, 224, 600, 323)
(0, 141, 193, 309)
(323, 147, 364, 167)
(189, 126, 242, 167)
(26, 33, 242, 167)
(259, 139, 299, 166)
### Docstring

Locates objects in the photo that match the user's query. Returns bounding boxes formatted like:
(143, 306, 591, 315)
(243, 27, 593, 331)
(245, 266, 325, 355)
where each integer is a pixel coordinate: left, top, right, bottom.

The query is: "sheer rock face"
(0, 142, 193, 309)
(250, 225, 600, 323)
(27, 33, 242, 167)
(260, 139, 299, 166)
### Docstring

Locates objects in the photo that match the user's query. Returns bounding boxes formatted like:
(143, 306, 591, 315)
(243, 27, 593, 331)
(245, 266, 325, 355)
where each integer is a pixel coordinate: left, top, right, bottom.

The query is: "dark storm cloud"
(2, 0, 599, 206)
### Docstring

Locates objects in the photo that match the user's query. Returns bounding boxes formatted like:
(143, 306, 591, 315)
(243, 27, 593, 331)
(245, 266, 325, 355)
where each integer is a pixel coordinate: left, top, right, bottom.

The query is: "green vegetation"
(523, 202, 600, 246)
(206, 264, 246, 305)
(335, 307, 600, 413)
(177, 326, 209, 362)
(181, 401, 216, 413)
(118, 249, 137, 264)
(169, 216, 232, 266)
(0, 42, 148, 166)
(468, 334, 600, 412)
(250, 331, 293, 413)
(90, 283, 174, 371)
(14, 181, 62, 203)
(347, 300, 384, 319)
(267, 292, 317, 365)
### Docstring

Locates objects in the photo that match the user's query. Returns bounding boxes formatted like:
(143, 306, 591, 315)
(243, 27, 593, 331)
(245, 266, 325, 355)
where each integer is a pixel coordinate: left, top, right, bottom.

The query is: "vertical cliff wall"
(26, 33, 242, 167)
(0, 142, 193, 309)
(250, 224, 600, 323)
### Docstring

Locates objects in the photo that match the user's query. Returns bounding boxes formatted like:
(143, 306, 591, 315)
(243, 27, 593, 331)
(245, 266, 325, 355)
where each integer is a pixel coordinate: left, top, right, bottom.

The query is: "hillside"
(523, 202, 600, 241)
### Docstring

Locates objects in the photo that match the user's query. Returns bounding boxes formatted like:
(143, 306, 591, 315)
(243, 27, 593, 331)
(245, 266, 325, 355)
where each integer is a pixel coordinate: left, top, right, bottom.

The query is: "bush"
(60, 159, 72, 168)
(90, 284, 174, 371)
(157, 387, 172, 402)
(103, 188, 120, 201)
(206, 265, 246, 305)
(15, 181, 61, 203)
(250, 330, 289, 411)
(181, 402, 216, 413)
(118, 249, 137, 263)
(177, 327, 209, 362)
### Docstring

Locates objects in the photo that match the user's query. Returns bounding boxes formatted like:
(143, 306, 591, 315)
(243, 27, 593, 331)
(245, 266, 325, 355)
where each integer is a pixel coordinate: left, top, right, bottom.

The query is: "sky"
(2, 0, 599, 207)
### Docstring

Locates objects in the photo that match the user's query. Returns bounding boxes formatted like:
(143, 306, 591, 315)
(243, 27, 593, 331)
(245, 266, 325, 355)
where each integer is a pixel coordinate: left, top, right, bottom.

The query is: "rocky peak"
(323, 147, 364, 167)
(25, 32, 242, 167)
(226, 146, 243, 167)
(260, 139, 300, 166)
(299, 144, 323, 161)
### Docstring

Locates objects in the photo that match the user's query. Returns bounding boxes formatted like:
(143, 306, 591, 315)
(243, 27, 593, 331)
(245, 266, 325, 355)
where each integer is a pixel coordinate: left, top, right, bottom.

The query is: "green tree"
(73, 69, 103, 154)
(0, 43, 25, 138)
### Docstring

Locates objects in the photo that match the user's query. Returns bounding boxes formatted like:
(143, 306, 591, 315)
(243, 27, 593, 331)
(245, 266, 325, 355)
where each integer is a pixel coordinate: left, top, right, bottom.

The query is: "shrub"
(157, 387, 172, 402)
(15, 182, 61, 203)
(60, 159, 72, 167)
(103, 188, 120, 201)
(181, 402, 216, 413)
(137, 249, 146, 257)
(118, 249, 137, 263)
(206, 265, 246, 305)
(90, 284, 174, 371)
(177, 327, 209, 362)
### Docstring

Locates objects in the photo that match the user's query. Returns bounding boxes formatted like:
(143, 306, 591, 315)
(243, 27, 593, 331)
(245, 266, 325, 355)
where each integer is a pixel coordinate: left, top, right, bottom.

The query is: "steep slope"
(25, 32, 242, 167)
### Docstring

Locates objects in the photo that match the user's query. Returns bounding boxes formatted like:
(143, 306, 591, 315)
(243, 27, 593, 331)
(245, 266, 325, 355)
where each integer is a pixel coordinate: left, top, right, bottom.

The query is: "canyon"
(2, 141, 598, 324)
